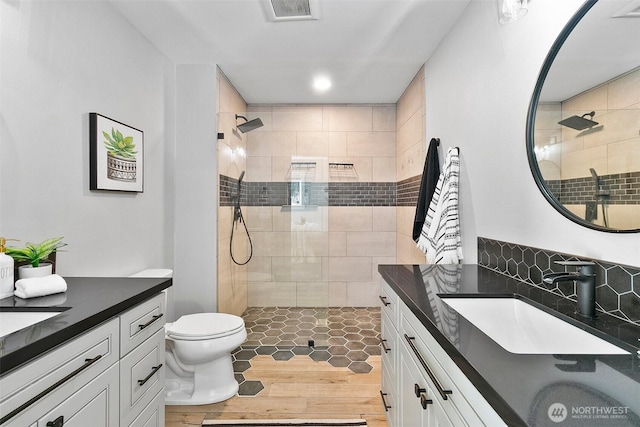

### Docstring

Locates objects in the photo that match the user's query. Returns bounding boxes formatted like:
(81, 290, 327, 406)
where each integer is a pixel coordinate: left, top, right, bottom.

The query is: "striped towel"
(416, 147, 463, 264)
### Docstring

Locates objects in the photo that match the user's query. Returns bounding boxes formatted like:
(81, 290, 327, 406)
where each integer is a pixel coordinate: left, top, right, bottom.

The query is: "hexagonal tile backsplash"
(478, 237, 640, 324)
(232, 307, 381, 396)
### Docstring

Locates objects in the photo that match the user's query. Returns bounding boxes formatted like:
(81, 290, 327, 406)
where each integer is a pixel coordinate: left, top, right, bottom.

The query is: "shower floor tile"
(232, 307, 381, 395)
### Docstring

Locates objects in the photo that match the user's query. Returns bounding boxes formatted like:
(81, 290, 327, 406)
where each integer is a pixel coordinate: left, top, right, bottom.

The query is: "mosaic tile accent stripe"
(397, 175, 422, 207)
(327, 182, 396, 206)
(546, 171, 640, 205)
(220, 175, 398, 207)
(477, 237, 640, 324)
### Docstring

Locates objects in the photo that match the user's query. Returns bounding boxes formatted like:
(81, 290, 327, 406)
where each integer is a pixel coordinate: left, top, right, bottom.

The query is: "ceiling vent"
(266, 0, 320, 21)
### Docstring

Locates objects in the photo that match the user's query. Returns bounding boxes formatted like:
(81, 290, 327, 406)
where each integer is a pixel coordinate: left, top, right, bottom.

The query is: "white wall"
(173, 64, 218, 318)
(0, 1, 174, 276)
(424, 0, 639, 267)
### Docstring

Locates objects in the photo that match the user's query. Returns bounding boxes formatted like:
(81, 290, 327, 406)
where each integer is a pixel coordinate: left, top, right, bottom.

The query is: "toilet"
(129, 269, 247, 405)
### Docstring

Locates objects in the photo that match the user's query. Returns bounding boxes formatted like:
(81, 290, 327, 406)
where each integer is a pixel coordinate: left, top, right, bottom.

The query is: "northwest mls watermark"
(548, 403, 630, 423)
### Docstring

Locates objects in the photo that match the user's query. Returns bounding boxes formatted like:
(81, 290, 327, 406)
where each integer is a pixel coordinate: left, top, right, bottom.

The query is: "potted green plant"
(7, 237, 67, 279)
(103, 127, 138, 182)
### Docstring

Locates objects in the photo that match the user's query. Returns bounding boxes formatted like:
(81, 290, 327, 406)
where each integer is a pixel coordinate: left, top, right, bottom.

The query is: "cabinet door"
(37, 363, 119, 427)
(120, 328, 165, 426)
(129, 389, 164, 427)
(400, 349, 429, 427)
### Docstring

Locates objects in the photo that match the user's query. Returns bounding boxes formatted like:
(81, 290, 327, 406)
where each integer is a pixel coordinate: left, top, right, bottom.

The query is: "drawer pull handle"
(379, 295, 391, 307)
(138, 364, 163, 386)
(138, 313, 163, 330)
(404, 334, 452, 400)
(380, 338, 391, 353)
(414, 383, 426, 397)
(46, 416, 64, 427)
(379, 390, 391, 412)
(0, 355, 102, 425)
(420, 394, 433, 410)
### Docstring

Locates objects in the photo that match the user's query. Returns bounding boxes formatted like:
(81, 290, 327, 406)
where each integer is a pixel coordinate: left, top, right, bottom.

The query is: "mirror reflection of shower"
(235, 114, 264, 133)
(587, 168, 610, 227)
(230, 170, 253, 265)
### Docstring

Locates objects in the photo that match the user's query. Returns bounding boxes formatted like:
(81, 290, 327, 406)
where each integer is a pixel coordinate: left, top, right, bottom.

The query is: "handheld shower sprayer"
(230, 170, 253, 265)
(588, 168, 609, 227)
(233, 171, 245, 224)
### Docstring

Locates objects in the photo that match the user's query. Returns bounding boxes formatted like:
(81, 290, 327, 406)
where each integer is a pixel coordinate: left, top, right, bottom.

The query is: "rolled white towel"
(14, 274, 67, 299)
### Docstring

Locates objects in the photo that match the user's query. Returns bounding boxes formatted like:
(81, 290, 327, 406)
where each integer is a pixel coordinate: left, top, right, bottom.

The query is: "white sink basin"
(440, 297, 630, 355)
(0, 311, 63, 338)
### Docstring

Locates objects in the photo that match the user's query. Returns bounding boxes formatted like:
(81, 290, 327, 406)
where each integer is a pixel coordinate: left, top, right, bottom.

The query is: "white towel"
(14, 274, 67, 299)
(417, 147, 463, 264)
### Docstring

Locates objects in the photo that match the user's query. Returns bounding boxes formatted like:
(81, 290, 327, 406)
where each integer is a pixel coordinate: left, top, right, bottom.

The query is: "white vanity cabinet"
(0, 292, 166, 427)
(380, 281, 507, 427)
(0, 318, 120, 426)
(119, 293, 166, 427)
(379, 281, 399, 426)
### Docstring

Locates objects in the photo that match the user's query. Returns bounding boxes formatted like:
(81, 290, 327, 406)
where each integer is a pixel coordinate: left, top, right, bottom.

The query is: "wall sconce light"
(498, 0, 528, 24)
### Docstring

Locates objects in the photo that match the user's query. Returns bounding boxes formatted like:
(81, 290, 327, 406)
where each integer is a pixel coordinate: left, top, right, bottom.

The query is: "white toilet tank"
(129, 269, 174, 321)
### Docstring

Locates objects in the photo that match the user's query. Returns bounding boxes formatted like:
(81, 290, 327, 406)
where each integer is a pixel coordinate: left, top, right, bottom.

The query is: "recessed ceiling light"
(313, 76, 331, 92)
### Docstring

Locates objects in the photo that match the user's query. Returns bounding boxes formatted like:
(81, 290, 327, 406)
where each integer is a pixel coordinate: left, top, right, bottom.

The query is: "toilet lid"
(166, 313, 245, 340)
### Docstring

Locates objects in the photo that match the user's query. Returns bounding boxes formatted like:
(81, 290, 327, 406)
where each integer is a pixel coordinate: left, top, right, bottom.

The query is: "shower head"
(558, 111, 598, 131)
(236, 114, 264, 133)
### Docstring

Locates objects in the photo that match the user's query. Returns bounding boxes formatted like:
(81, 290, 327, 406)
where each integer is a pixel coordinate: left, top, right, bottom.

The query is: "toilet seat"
(166, 313, 245, 341)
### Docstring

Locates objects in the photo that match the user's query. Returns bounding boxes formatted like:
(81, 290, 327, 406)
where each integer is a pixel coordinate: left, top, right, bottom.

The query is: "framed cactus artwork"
(89, 113, 144, 192)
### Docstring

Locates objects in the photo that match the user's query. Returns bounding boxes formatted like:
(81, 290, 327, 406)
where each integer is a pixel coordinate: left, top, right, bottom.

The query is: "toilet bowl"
(128, 269, 247, 405)
(164, 312, 247, 405)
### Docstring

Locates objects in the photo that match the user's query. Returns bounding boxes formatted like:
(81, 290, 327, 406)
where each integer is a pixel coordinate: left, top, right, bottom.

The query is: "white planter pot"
(18, 263, 53, 279)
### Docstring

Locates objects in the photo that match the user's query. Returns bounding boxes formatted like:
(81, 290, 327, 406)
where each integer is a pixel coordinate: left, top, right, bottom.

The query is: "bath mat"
(202, 419, 367, 427)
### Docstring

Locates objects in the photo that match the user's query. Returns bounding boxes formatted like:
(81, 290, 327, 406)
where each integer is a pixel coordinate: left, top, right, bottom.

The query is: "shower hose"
(230, 204, 253, 265)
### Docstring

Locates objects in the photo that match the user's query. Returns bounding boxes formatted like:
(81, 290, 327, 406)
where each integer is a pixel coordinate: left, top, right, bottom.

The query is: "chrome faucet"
(543, 261, 596, 319)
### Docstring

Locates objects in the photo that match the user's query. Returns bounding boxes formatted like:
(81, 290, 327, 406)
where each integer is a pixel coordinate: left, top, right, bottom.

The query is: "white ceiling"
(540, 0, 640, 103)
(111, 0, 471, 104)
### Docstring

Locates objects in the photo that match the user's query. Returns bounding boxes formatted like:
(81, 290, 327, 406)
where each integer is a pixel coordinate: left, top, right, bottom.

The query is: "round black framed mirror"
(526, 0, 640, 232)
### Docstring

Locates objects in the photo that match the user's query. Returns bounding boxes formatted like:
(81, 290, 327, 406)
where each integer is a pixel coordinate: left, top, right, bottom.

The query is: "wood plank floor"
(165, 355, 387, 427)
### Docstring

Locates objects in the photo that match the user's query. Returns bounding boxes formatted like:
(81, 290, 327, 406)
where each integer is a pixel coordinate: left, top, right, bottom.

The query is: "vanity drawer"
(120, 328, 165, 427)
(400, 303, 503, 426)
(0, 319, 119, 425)
(381, 308, 397, 381)
(129, 389, 164, 427)
(380, 360, 398, 427)
(380, 279, 399, 329)
(120, 293, 165, 357)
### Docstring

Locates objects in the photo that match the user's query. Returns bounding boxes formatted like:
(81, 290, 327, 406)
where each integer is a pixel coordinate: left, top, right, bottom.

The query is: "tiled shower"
(216, 67, 428, 363)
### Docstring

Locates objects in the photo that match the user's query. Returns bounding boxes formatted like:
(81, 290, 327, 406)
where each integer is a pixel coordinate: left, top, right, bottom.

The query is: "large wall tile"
(347, 131, 396, 157)
(328, 231, 347, 257)
(329, 206, 373, 231)
(328, 282, 348, 307)
(297, 131, 329, 157)
(373, 157, 397, 182)
(325, 106, 372, 131)
(346, 232, 396, 257)
(296, 282, 329, 307)
(346, 282, 380, 307)
(328, 256, 372, 282)
(248, 282, 297, 306)
(373, 206, 397, 231)
(373, 105, 396, 132)
(273, 106, 323, 132)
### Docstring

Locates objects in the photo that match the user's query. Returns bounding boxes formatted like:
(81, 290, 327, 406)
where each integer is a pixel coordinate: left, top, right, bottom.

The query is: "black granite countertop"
(0, 276, 172, 376)
(379, 264, 640, 427)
